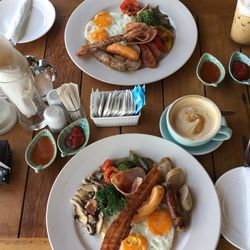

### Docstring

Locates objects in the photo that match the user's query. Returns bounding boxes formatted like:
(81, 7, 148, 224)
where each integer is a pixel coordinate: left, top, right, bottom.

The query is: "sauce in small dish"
(25, 129, 57, 173)
(31, 136, 55, 165)
(200, 61, 220, 83)
(196, 53, 225, 87)
(229, 51, 250, 85)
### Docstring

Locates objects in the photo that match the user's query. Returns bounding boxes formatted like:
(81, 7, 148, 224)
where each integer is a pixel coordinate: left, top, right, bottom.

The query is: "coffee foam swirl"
(170, 103, 218, 140)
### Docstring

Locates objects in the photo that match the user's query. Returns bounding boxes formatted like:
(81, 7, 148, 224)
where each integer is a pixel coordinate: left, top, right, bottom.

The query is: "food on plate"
(101, 165, 161, 250)
(64, 125, 85, 150)
(77, 25, 157, 56)
(231, 60, 250, 81)
(179, 184, 192, 212)
(166, 167, 186, 189)
(120, 0, 143, 16)
(106, 43, 139, 61)
(132, 185, 165, 224)
(84, 11, 133, 43)
(165, 187, 185, 232)
(71, 152, 193, 249)
(77, 0, 175, 71)
(111, 167, 146, 196)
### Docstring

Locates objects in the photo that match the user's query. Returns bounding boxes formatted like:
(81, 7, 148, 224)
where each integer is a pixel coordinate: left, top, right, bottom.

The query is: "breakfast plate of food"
(46, 134, 220, 250)
(64, 0, 197, 85)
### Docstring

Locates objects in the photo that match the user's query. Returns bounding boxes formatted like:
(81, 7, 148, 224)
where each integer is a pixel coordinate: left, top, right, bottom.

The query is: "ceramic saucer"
(0, 0, 56, 43)
(215, 167, 250, 250)
(159, 106, 227, 156)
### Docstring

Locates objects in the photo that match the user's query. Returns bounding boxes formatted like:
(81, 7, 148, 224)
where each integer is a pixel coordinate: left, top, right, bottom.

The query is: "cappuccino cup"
(166, 95, 232, 147)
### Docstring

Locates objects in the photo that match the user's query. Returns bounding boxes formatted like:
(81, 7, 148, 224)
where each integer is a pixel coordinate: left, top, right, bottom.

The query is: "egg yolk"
(93, 11, 112, 28)
(147, 208, 172, 236)
(121, 233, 148, 250)
(90, 28, 109, 42)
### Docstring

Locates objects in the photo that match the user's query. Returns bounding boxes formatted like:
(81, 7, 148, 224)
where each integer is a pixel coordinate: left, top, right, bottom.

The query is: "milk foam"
(170, 100, 219, 140)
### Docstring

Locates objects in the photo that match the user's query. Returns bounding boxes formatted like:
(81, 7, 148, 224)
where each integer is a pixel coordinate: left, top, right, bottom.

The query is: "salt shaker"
(44, 105, 67, 133)
(231, 0, 250, 45)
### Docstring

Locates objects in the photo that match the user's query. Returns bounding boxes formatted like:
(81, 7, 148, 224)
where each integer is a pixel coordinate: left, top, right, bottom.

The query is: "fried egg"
(121, 208, 175, 250)
(84, 11, 133, 43)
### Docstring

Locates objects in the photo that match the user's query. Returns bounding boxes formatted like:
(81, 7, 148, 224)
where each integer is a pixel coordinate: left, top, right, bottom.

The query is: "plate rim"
(215, 166, 250, 250)
(46, 133, 221, 250)
(19, 0, 56, 43)
(64, 0, 198, 85)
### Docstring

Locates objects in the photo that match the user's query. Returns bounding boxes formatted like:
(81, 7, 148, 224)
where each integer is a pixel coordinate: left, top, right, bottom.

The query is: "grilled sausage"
(165, 186, 185, 232)
(146, 42, 162, 58)
(89, 48, 127, 71)
(139, 44, 157, 68)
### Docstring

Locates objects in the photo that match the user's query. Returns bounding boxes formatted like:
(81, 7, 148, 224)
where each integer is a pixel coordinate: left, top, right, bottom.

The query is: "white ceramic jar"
(231, 0, 250, 45)
(44, 105, 67, 133)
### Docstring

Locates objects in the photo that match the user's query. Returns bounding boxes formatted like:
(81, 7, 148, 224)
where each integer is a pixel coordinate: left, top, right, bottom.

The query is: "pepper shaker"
(231, 0, 250, 45)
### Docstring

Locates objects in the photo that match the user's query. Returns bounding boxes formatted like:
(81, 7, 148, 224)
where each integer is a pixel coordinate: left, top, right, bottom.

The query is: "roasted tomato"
(101, 159, 113, 172)
(120, 0, 142, 16)
(103, 166, 119, 183)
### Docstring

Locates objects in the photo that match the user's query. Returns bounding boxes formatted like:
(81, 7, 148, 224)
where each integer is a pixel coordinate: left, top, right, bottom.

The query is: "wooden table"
(0, 0, 247, 249)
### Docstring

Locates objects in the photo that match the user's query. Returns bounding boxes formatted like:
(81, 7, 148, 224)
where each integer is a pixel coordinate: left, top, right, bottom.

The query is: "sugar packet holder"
(90, 85, 145, 127)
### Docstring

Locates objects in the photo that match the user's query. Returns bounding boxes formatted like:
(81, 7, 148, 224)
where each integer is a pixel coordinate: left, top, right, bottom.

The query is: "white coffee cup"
(166, 95, 232, 147)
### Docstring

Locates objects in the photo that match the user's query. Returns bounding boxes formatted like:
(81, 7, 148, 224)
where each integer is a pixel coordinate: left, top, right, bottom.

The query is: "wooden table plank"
(198, 15, 250, 179)
(0, 238, 50, 250)
(19, 17, 81, 238)
(50, 0, 82, 17)
(0, 36, 46, 237)
(182, 0, 236, 16)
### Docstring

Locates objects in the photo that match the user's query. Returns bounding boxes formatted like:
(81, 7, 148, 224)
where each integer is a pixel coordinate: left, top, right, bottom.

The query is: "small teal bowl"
(196, 53, 225, 87)
(25, 129, 57, 173)
(57, 118, 90, 157)
(229, 51, 250, 85)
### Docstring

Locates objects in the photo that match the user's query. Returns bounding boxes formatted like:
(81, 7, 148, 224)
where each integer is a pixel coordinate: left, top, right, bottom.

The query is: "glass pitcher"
(0, 34, 47, 130)
(231, 0, 250, 45)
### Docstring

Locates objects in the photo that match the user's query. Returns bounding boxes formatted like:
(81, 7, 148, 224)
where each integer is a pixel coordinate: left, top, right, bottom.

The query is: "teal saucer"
(159, 107, 227, 155)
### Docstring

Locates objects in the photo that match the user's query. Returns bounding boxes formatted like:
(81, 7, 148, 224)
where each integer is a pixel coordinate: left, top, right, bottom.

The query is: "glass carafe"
(231, 0, 250, 45)
(0, 34, 47, 130)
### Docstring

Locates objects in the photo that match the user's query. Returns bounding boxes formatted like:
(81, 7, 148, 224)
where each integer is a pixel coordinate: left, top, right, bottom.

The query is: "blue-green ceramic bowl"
(25, 129, 57, 173)
(229, 51, 250, 85)
(196, 53, 225, 87)
(57, 118, 90, 157)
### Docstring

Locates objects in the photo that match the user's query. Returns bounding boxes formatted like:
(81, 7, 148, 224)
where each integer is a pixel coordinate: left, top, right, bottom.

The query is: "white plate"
(46, 134, 221, 250)
(215, 167, 250, 250)
(0, 0, 56, 43)
(64, 0, 197, 85)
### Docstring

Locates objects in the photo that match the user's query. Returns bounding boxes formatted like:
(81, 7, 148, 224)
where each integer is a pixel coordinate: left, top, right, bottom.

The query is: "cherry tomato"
(120, 0, 142, 16)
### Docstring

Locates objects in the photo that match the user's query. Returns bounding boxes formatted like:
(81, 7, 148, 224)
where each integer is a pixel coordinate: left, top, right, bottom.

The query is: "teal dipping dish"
(57, 118, 90, 157)
(229, 51, 250, 85)
(25, 129, 57, 173)
(196, 53, 225, 87)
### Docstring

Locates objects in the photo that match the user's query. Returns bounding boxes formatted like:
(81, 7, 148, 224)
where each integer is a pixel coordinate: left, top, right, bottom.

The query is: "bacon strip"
(76, 26, 157, 56)
(101, 165, 162, 250)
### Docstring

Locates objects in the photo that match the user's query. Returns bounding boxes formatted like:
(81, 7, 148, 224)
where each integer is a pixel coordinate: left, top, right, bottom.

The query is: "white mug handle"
(212, 126, 232, 141)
